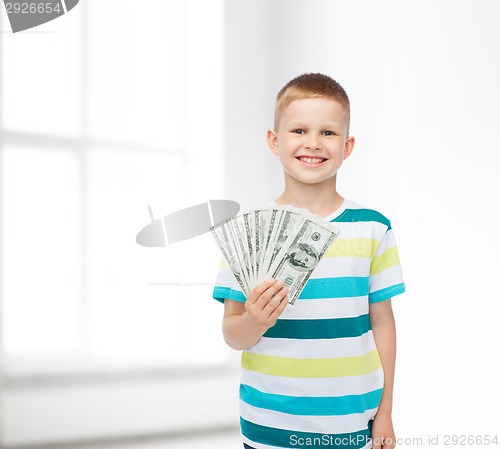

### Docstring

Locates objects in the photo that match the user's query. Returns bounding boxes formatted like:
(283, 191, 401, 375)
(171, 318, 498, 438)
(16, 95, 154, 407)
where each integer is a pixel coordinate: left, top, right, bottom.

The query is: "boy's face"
(268, 98, 354, 187)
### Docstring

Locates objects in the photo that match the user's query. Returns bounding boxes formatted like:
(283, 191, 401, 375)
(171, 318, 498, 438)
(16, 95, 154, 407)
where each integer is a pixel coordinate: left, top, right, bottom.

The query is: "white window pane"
(87, 0, 184, 148)
(184, 0, 224, 200)
(1, 147, 82, 355)
(86, 147, 227, 366)
(0, 9, 82, 137)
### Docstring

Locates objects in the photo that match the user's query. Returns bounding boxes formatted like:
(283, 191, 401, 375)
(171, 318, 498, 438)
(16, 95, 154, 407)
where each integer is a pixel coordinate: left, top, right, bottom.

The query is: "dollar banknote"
(210, 205, 340, 305)
(267, 217, 339, 304)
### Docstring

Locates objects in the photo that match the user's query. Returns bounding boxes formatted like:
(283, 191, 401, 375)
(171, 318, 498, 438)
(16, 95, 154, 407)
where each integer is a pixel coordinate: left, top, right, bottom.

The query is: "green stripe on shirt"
(241, 417, 373, 449)
(241, 348, 381, 378)
(240, 384, 383, 415)
(299, 277, 369, 299)
(263, 313, 371, 339)
(370, 246, 401, 275)
(333, 208, 392, 229)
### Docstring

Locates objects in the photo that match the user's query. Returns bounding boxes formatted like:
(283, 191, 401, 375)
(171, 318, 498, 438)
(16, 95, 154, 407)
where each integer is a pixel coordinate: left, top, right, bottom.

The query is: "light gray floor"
(143, 431, 241, 449)
(28, 430, 243, 449)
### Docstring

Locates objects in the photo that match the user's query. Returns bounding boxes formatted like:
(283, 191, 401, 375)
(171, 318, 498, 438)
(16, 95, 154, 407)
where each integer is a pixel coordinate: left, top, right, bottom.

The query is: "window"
(1, 0, 227, 373)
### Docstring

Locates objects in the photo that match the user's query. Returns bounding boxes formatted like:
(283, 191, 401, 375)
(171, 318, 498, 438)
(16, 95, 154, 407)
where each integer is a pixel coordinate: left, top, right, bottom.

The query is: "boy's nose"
(304, 135, 321, 150)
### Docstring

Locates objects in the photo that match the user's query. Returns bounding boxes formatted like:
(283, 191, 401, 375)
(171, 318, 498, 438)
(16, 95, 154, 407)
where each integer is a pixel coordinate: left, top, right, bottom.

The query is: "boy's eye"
(292, 129, 305, 134)
(323, 130, 335, 136)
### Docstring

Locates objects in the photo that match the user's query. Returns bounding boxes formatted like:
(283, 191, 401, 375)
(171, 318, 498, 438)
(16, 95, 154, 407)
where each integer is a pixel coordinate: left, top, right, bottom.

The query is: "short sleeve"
(212, 257, 246, 304)
(369, 224, 406, 303)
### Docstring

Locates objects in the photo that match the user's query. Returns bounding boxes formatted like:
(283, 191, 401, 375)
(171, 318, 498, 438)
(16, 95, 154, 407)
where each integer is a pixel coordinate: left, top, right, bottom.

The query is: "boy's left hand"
(371, 413, 396, 449)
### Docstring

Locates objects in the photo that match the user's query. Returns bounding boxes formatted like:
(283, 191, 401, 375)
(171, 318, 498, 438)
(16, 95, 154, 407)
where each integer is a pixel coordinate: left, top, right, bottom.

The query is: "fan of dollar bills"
(210, 205, 341, 305)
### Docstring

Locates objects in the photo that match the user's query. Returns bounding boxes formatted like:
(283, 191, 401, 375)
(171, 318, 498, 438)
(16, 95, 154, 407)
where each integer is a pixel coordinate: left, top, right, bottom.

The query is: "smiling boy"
(212, 73, 406, 449)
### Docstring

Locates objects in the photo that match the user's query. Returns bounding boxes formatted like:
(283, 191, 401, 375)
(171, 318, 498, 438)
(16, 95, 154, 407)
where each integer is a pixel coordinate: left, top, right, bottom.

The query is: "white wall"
(223, 0, 500, 446)
(223, 1, 283, 209)
(1, 0, 499, 447)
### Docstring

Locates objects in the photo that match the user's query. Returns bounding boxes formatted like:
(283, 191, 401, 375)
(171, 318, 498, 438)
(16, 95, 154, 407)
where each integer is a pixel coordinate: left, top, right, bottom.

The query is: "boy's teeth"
(299, 157, 325, 163)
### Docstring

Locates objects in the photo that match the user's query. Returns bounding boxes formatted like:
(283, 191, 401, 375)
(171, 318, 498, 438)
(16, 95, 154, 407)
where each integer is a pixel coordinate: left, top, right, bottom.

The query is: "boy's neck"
(274, 178, 345, 218)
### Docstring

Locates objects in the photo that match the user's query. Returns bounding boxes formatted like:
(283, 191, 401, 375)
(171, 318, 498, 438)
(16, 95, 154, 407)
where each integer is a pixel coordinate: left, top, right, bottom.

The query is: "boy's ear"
(267, 129, 279, 156)
(343, 135, 355, 160)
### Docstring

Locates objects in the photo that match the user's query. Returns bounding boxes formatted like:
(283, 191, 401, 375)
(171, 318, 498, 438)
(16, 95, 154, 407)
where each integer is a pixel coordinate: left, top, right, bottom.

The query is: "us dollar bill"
(254, 208, 272, 284)
(227, 215, 251, 293)
(211, 206, 340, 305)
(265, 209, 306, 275)
(256, 208, 279, 284)
(268, 218, 340, 305)
(242, 211, 256, 286)
(210, 221, 250, 297)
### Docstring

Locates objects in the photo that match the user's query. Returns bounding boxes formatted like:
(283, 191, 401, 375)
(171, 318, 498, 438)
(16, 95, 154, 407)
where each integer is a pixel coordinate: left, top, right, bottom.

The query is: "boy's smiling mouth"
(296, 156, 328, 166)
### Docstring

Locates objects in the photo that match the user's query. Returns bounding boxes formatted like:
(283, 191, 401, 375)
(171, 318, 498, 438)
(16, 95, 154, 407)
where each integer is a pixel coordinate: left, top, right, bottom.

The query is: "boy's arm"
(222, 278, 288, 350)
(369, 298, 397, 449)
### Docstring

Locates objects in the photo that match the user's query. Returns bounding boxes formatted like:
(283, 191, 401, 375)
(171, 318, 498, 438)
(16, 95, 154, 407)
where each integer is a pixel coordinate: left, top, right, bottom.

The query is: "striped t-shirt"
(212, 199, 406, 449)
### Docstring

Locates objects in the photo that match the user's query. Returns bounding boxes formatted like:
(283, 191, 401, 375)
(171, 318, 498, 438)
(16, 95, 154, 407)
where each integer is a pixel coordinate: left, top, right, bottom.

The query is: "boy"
(212, 73, 406, 449)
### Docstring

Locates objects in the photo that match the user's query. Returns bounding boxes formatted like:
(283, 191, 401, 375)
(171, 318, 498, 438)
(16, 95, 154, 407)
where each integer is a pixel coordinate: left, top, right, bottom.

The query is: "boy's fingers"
(269, 295, 288, 319)
(266, 286, 288, 311)
(256, 281, 285, 308)
(247, 278, 276, 304)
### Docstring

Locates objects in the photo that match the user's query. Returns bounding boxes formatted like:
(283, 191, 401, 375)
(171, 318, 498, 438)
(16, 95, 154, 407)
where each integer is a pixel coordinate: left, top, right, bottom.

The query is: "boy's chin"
(284, 173, 338, 186)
